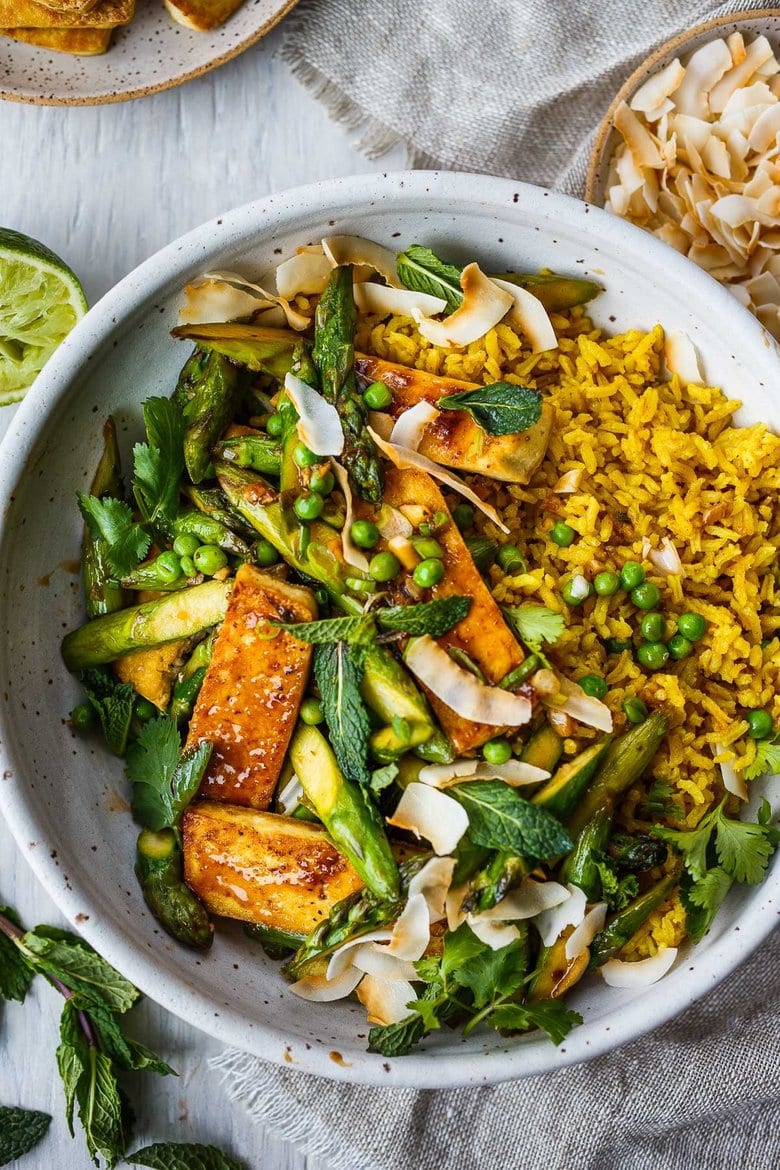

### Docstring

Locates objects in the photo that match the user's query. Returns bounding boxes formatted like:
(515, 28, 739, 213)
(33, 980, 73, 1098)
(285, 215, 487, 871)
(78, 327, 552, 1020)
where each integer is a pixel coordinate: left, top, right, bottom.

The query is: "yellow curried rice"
(356, 308, 780, 957)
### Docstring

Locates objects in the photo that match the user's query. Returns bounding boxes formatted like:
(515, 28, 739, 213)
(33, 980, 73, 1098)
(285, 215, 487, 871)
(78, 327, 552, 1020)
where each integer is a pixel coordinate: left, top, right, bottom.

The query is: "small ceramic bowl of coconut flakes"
(586, 9, 780, 340)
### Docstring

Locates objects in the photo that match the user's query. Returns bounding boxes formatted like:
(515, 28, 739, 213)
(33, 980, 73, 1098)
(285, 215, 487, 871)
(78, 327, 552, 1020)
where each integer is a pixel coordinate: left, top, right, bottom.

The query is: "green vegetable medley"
(56, 237, 778, 1070)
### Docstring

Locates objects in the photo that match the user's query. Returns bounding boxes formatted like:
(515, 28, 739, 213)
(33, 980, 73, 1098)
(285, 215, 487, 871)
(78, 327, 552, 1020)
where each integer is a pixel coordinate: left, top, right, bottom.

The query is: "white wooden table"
(0, 25, 405, 1168)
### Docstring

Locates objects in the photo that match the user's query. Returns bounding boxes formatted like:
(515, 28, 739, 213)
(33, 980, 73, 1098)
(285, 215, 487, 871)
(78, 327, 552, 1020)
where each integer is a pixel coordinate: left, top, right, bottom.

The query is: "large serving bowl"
(0, 172, 778, 1088)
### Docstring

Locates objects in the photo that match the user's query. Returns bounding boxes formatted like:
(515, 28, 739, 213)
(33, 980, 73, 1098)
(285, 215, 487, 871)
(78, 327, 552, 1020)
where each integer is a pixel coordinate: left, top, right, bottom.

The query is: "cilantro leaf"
(57, 1001, 132, 1168)
(637, 778, 683, 822)
(652, 819, 712, 883)
(713, 805, 775, 884)
(77, 494, 149, 580)
(680, 868, 733, 943)
(0, 905, 34, 1004)
(743, 736, 780, 782)
(125, 716, 212, 831)
(488, 1000, 582, 1045)
(396, 245, 463, 313)
(502, 605, 564, 667)
(377, 596, 471, 637)
(450, 931, 528, 1009)
(593, 856, 639, 911)
(79, 669, 136, 758)
(313, 641, 372, 788)
(133, 397, 185, 539)
(438, 383, 543, 437)
(128, 1144, 246, 1170)
(0, 1106, 52, 1167)
(274, 615, 369, 644)
(21, 928, 139, 1015)
(450, 781, 573, 860)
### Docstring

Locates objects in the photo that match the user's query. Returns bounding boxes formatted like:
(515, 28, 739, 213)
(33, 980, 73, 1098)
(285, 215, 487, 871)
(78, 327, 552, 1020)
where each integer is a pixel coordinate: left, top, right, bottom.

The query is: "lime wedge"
(0, 227, 87, 407)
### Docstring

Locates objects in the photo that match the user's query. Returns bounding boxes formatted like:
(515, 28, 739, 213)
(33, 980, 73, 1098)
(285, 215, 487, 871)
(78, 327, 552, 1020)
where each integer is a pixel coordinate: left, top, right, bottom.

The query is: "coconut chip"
(415, 263, 514, 349)
(330, 461, 370, 573)
(190, 270, 311, 331)
(601, 947, 678, 988)
(417, 759, 550, 788)
(715, 743, 748, 802)
(387, 782, 469, 856)
(274, 249, 332, 299)
(356, 975, 417, 1026)
(542, 675, 614, 734)
(354, 282, 447, 319)
(390, 401, 440, 450)
(534, 884, 589, 947)
(405, 635, 533, 728)
(321, 235, 402, 287)
(565, 902, 609, 961)
(284, 373, 344, 457)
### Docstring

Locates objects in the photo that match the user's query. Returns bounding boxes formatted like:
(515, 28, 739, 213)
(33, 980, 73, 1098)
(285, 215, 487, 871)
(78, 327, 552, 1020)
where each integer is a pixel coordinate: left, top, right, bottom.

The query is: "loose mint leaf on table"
(86, 1002, 175, 1076)
(79, 668, 135, 758)
(133, 396, 186, 539)
(313, 641, 372, 788)
(438, 383, 543, 437)
(0, 1106, 52, 1167)
(377, 596, 471, 637)
(126, 716, 212, 831)
(77, 495, 150, 580)
(21, 926, 139, 1015)
(395, 245, 463, 313)
(450, 781, 573, 860)
(128, 1142, 246, 1170)
(0, 905, 34, 1003)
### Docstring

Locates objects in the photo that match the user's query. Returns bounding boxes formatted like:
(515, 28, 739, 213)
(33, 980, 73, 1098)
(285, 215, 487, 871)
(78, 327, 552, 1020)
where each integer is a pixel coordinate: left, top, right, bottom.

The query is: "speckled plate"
(0, 0, 298, 106)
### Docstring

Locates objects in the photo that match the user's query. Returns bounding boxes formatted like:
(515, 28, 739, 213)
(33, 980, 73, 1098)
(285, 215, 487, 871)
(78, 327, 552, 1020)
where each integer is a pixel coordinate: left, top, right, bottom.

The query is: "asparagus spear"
(313, 266, 383, 503)
(172, 507, 252, 558)
(61, 579, 232, 670)
(82, 418, 125, 619)
(245, 922, 306, 960)
(588, 873, 679, 967)
(567, 712, 668, 836)
(494, 272, 602, 311)
(171, 323, 298, 380)
(559, 806, 613, 899)
(181, 350, 242, 484)
(361, 643, 453, 764)
(213, 434, 281, 476)
(168, 632, 215, 724)
(121, 558, 186, 592)
(135, 828, 213, 950)
(606, 832, 668, 873)
(183, 483, 257, 541)
(171, 346, 210, 411)
(463, 853, 530, 914)
(464, 536, 499, 573)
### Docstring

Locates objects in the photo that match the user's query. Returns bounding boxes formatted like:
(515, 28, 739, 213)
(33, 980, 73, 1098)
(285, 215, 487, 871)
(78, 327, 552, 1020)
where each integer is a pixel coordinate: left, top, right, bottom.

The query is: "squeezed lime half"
(0, 227, 87, 406)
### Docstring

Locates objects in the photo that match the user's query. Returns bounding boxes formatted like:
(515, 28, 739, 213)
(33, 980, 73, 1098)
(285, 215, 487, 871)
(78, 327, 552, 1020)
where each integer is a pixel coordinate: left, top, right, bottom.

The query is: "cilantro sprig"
(125, 716, 212, 831)
(743, 736, 780, 782)
(502, 604, 564, 665)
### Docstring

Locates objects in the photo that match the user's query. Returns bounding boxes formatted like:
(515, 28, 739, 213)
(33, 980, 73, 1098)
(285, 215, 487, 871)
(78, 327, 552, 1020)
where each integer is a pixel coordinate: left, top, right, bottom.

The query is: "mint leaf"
(396, 245, 462, 313)
(126, 716, 212, 830)
(377, 596, 471, 637)
(86, 1003, 175, 1077)
(57, 1002, 132, 1167)
(713, 806, 776, 884)
(274, 615, 369, 644)
(450, 781, 573, 860)
(128, 1145, 246, 1170)
(313, 641, 372, 788)
(489, 1000, 582, 1045)
(79, 668, 135, 758)
(0, 1106, 51, 1167)
(0, 905, 34, 1003)
(133, 397, 185, 539)
(438, 383, 543, 436)
(502, 605, 565, 654)
(77, 495, 149, 580)
(22, 929, 139, 1015)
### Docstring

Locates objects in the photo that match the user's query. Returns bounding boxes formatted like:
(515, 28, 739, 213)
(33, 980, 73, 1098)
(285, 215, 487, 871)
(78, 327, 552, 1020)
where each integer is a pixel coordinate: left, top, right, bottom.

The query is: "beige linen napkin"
(213, 2, 779, 1165)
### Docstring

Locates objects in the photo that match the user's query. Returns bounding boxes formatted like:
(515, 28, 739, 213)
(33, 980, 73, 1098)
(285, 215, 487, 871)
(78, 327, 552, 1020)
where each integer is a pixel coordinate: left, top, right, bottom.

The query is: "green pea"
(155, 551, 182, 583)
(309, 467, 335, 496)
(173, 533, 200, 559)
(452, 504, 474, 531)
(594, 571, 620, 597)
(369, 552, 402, 582)
(70, 702, 95, 732)
(631, 581, 661, 611)
(300, 697, 324, 726)
(497, 544, 525, 573)
(636, 641, 669, 671)
(668, 634, 693, 661)
(180, 556, 197, 578)
(350, 520, 380, 549)
(293, 441, 320, 469)
(604, 637, 633, 655)
(294, 493, 324, 521)
(623, 696, 648, 724)
(133, 696, 157, 723)
(578, 674, 608, 699)
(266, 412, 284, 437)
(550, 521, 576, 547)
(620, 561, 646, 590)
(255, 539, 279, 567)
(193, 545, 228, 575)
(363, 380, 393, 410)
(639, 611, 665, 642)
(413, 558, 445, 588)
(745, 709, 773, 740)
(562, 578, 591, 607)
(413, 538, 444, 560)
(677, 612, 708, 642)
(483, 737, 512, 765)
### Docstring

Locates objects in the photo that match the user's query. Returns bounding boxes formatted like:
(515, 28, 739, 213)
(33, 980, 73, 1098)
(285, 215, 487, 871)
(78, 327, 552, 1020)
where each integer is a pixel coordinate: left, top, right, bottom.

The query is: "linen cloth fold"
(213, 1, 779, 1166)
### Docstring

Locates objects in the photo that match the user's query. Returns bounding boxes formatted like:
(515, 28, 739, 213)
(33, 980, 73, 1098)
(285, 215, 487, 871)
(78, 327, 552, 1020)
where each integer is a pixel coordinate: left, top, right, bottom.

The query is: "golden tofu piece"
(356, 354, 553, 484)
(113, 639, 191, 710)
(186, 565, 316, 810)
(382, 465, 525, 754)
(163, 0, 244, 31)
(182, 802, 363, 934)
(27, 0, 100, 12)
(1, 23, 110, 49)
(0, 0, 132, 26)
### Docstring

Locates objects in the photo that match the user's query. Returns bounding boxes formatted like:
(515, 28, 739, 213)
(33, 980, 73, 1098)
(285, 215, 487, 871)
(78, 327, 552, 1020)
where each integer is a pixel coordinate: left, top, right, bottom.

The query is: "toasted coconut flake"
(330, 461, 370, 572)
(275, 250, 332, 299)
(357, 975, 416, 1026)
(542, 676, 613, 733)
(387, 782, 469, 856)
(276, 773, 304, 815)
(351, 944, 420, 982)
(367, 409, 394, 439)
(290, 965, 364, 1002)
(630, 58, 685, 114)
(284, 373, 344, 458)
(385, 893, 431, 960)
(326, 928, 395, 981)
(614, 101, 664, 168)
(565, 902, 608, 961)
(354, 282, 447, 319)
(368, 427, 510, 533)
(416, 263, 513, 348)
(715, 743, 748, 801)
(674, 39, 732, 118)
(601, 947, 678, 987)
(535, 884, 588, 947)
(321, 235, 401, 287)
(709, 36, 775, 114)
(649, 536, 682, 577)
(390, 401, 440, 450)
(405, 635, 533, 728)
(408, 856, 457, 923)
(200, 270, 311, 331)
(417, 759, 550, 789)
(467, 916, 520, 950)
(554, 468, 585, 493)
(665, 331, 704, 384)
(445, 883, 469, 932)
(490, 277, 558, 353)
(179, 278, 269, 325)
(475, 878, 570, 923)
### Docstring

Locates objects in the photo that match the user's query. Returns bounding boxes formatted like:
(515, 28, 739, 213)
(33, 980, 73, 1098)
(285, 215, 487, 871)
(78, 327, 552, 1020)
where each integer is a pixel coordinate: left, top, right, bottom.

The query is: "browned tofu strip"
(182, 802, 363, 934)
(185, 565, 316, 810)
(381, 465, 526, 754)
(356, 353, 553, 485)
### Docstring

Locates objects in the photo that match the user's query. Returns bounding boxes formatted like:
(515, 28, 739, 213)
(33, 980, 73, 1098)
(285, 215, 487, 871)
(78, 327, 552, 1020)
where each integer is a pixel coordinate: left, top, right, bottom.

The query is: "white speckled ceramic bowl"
(0, 0, 297, 106)
(0, 172, 778, 1087)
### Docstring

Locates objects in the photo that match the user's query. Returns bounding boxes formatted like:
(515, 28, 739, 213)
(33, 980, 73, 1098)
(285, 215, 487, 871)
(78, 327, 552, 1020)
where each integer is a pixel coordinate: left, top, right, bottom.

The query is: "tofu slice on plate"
(0, 0, 132, 26)
(0, 24, 111, 50)
(164, 0, 245, 31)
